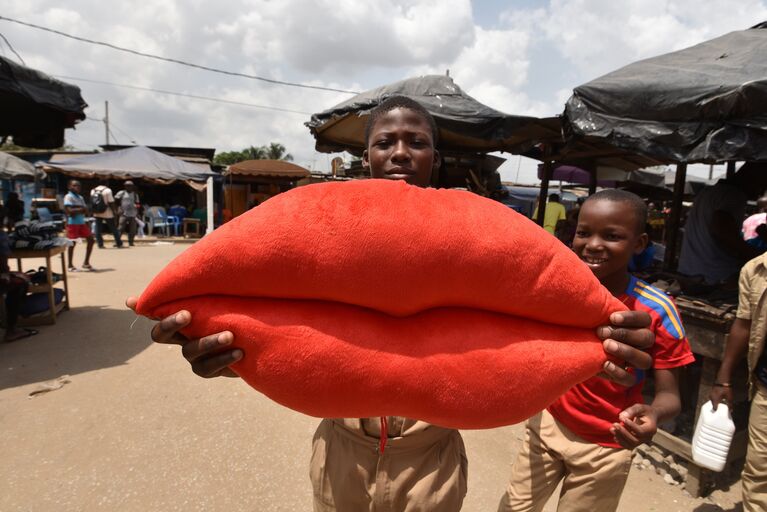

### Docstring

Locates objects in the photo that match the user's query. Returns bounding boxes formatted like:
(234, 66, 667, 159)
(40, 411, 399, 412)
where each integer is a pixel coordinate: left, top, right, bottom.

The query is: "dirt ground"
(0, 243, 746, 511)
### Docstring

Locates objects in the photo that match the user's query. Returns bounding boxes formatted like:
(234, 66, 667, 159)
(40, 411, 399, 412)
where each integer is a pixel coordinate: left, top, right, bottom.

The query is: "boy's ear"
(432, 149, 441, 173)
(634, 232, 649, 255)
(362, 149, 371, 170)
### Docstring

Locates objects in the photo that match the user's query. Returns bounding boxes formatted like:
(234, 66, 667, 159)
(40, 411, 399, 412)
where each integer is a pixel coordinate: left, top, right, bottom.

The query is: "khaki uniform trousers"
(743, 382, 767, 512)
(498, 410, 631, 512)
(310, 418, 467, 512)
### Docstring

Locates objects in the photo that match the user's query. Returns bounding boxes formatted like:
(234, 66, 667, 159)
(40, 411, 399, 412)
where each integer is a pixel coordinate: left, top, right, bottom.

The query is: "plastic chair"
(144, 206, 171, 237)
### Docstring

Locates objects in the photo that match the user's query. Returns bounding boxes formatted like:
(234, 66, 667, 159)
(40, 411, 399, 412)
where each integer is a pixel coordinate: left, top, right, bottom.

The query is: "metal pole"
(206, 176, 214, 235)
(664, 163, 687, 270)
(104, 101, 110, 146)
(588, 167, 597, 196)
(536, 146, 552, 226)
(726, 161, 736, 179)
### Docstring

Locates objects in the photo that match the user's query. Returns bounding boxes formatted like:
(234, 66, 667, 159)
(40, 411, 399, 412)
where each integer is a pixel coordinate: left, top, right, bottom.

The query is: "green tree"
(213, 142, 292, 166)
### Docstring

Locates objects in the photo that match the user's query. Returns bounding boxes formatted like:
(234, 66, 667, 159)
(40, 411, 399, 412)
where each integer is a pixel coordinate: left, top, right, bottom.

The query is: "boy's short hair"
(364, 95, 439, 147)
(584, 189, 648, 233)
(549, 193, 560, 202)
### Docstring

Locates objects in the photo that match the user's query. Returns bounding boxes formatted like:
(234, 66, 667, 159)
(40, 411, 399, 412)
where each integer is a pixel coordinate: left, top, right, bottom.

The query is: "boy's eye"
(575, 231, 588, 238)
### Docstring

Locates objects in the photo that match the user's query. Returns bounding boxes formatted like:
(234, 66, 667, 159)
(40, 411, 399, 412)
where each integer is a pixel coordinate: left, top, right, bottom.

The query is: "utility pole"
(104, 100, 110, 146)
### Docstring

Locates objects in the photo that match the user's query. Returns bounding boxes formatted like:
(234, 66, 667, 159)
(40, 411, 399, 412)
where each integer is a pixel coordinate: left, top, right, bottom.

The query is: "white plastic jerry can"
(691, 400, 736, 472)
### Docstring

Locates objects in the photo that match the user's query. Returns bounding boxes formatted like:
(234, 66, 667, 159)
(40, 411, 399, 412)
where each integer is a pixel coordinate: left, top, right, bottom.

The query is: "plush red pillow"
(137, 180, 627, 429)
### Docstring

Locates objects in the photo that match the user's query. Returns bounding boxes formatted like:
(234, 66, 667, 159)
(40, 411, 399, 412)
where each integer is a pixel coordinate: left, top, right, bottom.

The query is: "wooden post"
(536, 146, 552, 227)
(727, 161, 736, 179)
(588, 167, 597, 196)
(664, 163, 687, 270)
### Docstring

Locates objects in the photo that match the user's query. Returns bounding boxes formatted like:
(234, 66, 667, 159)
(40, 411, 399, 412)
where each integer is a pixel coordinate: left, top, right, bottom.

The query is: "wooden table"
(10, 245, 70, 325)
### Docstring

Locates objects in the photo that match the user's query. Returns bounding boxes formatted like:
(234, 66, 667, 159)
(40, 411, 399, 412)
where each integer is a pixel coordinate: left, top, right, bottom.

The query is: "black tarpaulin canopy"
(39, 146, 214, 188)
(0, 56, 87, 149)
(564, 22, 767, 163)
(306, 75, 553, 155)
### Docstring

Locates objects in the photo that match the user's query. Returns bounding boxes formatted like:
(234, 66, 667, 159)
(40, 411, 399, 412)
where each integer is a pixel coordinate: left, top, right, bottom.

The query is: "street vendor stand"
(562, 22, 767, 496)
(11, 245, 69, 325)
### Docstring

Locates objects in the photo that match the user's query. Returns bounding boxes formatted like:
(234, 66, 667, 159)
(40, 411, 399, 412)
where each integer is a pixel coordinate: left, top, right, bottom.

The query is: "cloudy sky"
(3, 0, 766, 182)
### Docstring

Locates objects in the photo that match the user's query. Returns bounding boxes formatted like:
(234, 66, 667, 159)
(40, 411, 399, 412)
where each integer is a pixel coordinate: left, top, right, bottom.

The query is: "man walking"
(115, 181, 140, 247)
(91, 180, 123, 248)
(64, 180, 95, 271)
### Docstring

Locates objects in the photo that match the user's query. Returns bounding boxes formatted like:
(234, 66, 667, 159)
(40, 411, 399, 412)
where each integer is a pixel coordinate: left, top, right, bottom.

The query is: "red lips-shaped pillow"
(137, 180, 626, 429)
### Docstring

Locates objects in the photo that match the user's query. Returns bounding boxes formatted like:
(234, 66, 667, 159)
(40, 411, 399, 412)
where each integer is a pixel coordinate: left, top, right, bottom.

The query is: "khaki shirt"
(736, 253, 767, 398)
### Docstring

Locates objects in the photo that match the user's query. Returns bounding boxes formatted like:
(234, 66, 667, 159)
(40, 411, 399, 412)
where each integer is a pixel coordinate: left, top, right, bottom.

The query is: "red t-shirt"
(547, 276, 696, 448)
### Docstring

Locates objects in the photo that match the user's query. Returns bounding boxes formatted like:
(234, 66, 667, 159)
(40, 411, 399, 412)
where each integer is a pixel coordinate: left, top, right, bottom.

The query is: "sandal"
(5, 328, 39, 342)
(81, 264, 94, 271)
(68, 266, 79, 272)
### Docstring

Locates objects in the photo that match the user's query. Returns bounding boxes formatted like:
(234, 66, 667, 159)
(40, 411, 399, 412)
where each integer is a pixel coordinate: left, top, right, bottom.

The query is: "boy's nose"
(391, 141, 410, 160)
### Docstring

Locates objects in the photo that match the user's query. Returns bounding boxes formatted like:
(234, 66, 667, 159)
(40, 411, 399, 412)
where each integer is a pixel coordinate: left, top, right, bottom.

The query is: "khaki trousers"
(498, 410, 631, 512)
(310, 419, 467, 512)
(743, 382, 767, 511)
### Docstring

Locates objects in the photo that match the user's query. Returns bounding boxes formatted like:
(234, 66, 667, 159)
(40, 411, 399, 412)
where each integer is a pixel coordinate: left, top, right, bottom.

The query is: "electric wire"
(0, 16, 358, 94)
(57, 75, 313, 115)
(0, 32, 25, 64)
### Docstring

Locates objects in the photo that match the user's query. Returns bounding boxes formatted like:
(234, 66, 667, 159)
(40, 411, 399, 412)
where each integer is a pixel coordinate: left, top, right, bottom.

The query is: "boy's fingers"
(609, 310, 652, 329)
(618, 404, 645, 422)
(151, 311, 191, 345)
(190, 349, 244, 378)
(603, 339, 653, 370)
(125, 296, 138, 312)
(600, 361, 637, 387)
(181, 331, 234, 361)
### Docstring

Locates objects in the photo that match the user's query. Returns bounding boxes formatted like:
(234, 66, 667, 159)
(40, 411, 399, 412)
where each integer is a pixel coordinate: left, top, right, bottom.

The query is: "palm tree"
(265, 142, 293, 161)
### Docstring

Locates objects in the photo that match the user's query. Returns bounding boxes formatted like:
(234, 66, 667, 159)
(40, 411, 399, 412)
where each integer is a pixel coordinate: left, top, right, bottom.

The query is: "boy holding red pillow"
(128, 97, 658, 511)
(499, 189, 695, 512)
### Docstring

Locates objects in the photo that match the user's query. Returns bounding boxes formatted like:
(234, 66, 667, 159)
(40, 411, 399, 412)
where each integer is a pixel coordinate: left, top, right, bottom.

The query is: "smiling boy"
(499, 189, 695, 512)
(129, 100, 658, 511)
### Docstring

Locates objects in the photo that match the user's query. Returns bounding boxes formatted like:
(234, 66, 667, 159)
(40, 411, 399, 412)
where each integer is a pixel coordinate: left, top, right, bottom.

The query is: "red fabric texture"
(137, 179, 627, 429)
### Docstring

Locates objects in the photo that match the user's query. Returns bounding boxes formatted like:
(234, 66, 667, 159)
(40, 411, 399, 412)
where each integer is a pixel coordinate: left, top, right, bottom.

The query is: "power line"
(0, 31, 25, 64)
(0, 15, 359, 95)
(57, 75, 314, 115)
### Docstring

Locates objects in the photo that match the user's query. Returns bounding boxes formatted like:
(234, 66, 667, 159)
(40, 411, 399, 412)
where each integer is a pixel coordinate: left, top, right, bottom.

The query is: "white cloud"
(3, 0, 766, 180)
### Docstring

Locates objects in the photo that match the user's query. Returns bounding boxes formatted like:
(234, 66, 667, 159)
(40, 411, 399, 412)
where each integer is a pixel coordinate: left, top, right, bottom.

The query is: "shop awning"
(0, 56, 87, 149)
(38, 145, 215, 188)
(224, 159, 311, 179)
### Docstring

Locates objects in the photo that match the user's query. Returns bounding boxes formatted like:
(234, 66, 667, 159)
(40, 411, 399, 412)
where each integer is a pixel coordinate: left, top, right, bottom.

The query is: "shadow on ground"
(0, 305, 151, 390)
(692, 504, 743, 512)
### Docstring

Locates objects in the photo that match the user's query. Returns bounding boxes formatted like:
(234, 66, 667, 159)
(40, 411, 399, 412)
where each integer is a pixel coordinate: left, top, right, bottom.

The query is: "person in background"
(63, 180, 94, 272)
(533, 193, 567, 235)
(678, 165, 767, 284)
(500, 190, 693, 512)
(91, 180, 123, 249)
(115, 181, 140, 247)
(0, 205, 35, 342)
(711, 253, 767, 511)
(5, 192, 25, 226)
(742, 195, 767, 241)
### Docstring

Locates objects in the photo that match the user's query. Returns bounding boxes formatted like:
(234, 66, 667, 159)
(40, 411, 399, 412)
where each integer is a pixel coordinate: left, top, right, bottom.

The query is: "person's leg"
(127, 217, 137, 245)
(67, 242, 77, 270)
(499, 412, 566, 512)
(742, 383, 767, 511)
(83, 235, 95, 268)
(3, 276, 29, 339)
(108, 217, 123, 247)
(553, 423, 631, 512)
(93, 218, 105, 248)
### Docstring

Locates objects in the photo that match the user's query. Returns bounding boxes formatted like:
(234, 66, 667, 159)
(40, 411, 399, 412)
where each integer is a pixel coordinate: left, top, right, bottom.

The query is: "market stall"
(562, 22, 767, 496)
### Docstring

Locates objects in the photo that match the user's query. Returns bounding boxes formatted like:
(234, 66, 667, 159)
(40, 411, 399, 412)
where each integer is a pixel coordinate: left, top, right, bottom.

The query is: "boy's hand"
(125, 296, 242, 378)
(611, 403, 658, 449)
(597, 311, 654, 387)
(710, 385, 733, 411)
